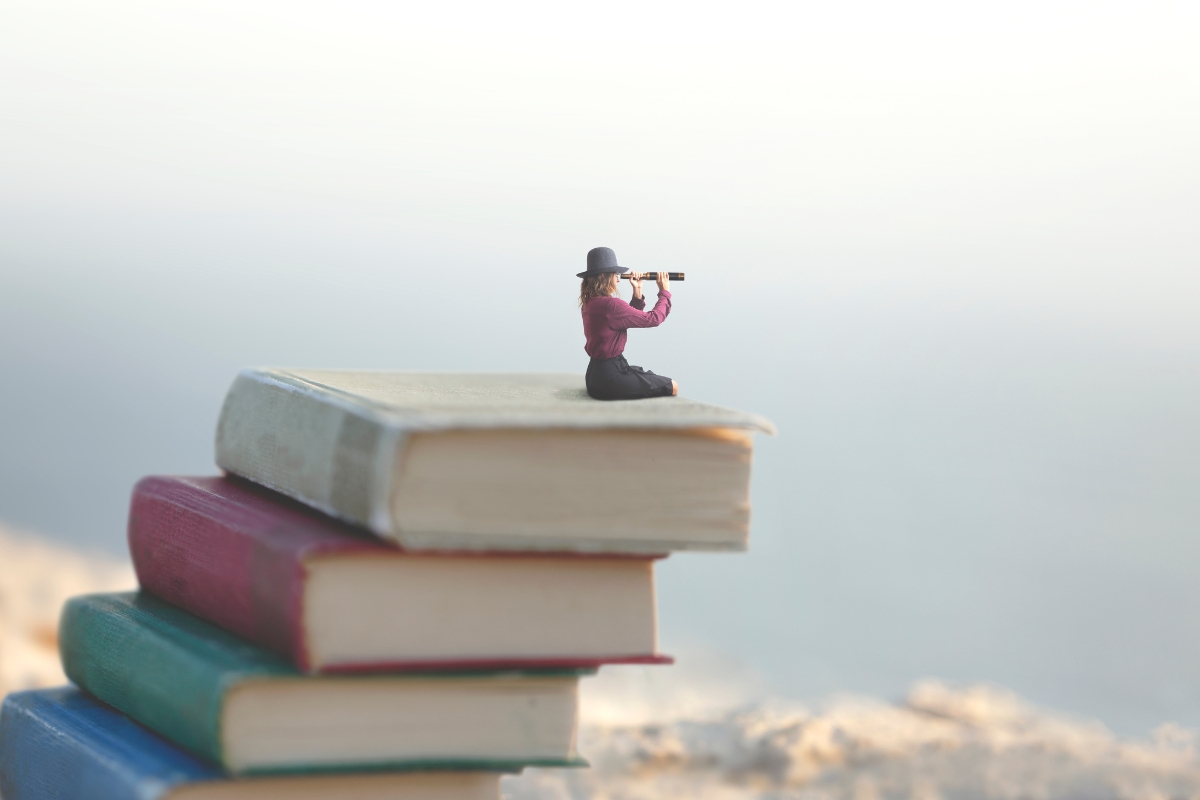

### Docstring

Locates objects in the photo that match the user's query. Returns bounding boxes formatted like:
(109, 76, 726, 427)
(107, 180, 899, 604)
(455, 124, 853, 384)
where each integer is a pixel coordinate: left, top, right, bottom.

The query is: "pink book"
(129, 476, 671, 673)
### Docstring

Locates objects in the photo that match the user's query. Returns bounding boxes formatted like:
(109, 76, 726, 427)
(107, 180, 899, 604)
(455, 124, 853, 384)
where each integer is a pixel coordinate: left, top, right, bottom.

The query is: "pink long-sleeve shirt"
(581, 290, 672, 359)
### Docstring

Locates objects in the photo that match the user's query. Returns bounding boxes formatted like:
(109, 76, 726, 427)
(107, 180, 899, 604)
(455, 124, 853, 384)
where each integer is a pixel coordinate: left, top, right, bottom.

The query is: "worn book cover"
(215, 369, 773, 553)
(130, 475, 671, 672)
(0, 687, 503, 800)
(59, 592, 588, 775)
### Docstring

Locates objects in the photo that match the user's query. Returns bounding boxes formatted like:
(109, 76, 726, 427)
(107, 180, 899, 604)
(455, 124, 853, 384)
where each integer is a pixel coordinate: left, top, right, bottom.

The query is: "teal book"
(60, 592, 587, 776)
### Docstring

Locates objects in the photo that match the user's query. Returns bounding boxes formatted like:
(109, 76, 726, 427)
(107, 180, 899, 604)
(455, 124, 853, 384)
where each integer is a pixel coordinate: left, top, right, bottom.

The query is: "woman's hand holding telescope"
(622, 271, 682, 285)
(624, 272, 673, 301)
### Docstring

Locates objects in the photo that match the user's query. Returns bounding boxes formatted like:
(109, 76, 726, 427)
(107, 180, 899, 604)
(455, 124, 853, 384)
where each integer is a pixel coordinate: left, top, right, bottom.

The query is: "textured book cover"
(59, 592, 588, 775)
(0, 686, 219, 800)
(0, 688, 505, 800)
(214, 369, 774, 554)
(130, 475, 671, 673)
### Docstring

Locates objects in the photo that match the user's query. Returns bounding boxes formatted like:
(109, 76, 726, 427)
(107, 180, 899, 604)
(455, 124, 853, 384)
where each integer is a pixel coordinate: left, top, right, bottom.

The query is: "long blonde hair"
(578, 273, 618, 307)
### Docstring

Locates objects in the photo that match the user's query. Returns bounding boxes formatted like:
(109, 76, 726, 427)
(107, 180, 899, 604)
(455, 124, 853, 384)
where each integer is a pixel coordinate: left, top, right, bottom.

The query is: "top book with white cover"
(215, 369, 774, 554)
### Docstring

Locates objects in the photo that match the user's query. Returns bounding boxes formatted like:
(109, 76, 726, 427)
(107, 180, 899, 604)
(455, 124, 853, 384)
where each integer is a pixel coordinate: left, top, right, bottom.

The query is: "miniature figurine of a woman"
(578, 246, 679, 400)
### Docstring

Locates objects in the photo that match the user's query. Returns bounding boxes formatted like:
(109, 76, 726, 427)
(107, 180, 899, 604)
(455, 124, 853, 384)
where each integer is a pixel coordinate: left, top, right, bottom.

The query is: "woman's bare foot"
(671, 380, 679, 396)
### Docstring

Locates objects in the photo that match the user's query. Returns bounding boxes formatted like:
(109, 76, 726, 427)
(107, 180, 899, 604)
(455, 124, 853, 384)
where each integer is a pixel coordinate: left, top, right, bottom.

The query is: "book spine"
(214, 369, 400, 536)
(59, 595, 229, 767)
(129, 477, 309, 670)
(0, 692, 174, 800)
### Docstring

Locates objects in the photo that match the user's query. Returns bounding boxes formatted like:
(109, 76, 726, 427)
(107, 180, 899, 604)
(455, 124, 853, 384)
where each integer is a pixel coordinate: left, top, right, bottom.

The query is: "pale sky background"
(2, 0, 1198, 734)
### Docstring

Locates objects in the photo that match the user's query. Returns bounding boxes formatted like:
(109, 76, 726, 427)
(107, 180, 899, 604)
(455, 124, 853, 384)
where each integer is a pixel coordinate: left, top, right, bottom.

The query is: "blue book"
(0, 687, 503, 800)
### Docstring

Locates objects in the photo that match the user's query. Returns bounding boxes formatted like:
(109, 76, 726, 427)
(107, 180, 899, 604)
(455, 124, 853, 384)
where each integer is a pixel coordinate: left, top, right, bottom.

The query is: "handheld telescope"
(620, 272, 685, 281)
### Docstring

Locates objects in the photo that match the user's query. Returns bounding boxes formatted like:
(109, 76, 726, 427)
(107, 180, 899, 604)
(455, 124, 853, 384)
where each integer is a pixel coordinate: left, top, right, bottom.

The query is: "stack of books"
(0, 370, 771, 800)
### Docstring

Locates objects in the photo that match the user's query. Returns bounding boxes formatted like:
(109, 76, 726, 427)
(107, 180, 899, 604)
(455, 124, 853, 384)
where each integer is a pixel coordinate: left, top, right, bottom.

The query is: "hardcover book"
(129, 475, 669, 673)
(0, 688, 502, 800)
(215, 369, 774, 553)
(59, 593, 586, 776)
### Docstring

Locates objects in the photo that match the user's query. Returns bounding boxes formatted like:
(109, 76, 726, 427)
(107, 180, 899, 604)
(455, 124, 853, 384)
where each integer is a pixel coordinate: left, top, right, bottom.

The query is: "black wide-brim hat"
(577, 246, 630, 278)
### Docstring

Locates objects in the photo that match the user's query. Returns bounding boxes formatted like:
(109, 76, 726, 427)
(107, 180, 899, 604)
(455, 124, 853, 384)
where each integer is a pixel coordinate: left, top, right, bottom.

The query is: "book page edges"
(220, 674, 583, 775)
(234, 756, 586, 777)
(167, 772, 504, 800)
(218, 369, 762, 547)
(389, 532, 747, 554)
(317, 654, 674, 673)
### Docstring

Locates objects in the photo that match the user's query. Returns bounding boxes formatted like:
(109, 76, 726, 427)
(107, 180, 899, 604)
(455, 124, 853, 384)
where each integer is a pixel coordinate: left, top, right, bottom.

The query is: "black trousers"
(586, 355, 674, 400)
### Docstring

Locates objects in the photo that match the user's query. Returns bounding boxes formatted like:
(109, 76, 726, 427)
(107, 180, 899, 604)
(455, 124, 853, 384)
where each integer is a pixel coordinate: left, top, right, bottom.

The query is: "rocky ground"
(0, 524, 134, 698)
(508, 680, 1200, 800)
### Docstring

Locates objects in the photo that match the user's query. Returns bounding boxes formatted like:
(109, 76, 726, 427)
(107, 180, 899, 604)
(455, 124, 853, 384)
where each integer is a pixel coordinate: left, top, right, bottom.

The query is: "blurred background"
(2, 0, 1197, 737)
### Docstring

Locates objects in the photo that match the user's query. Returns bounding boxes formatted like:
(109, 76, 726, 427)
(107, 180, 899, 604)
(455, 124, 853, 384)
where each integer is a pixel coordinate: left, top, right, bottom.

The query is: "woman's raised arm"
(608, 287, 672, 329)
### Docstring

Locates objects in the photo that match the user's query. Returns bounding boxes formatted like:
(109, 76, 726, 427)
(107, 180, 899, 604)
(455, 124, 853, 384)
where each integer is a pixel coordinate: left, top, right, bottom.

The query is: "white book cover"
(216, 369, 774, 554)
